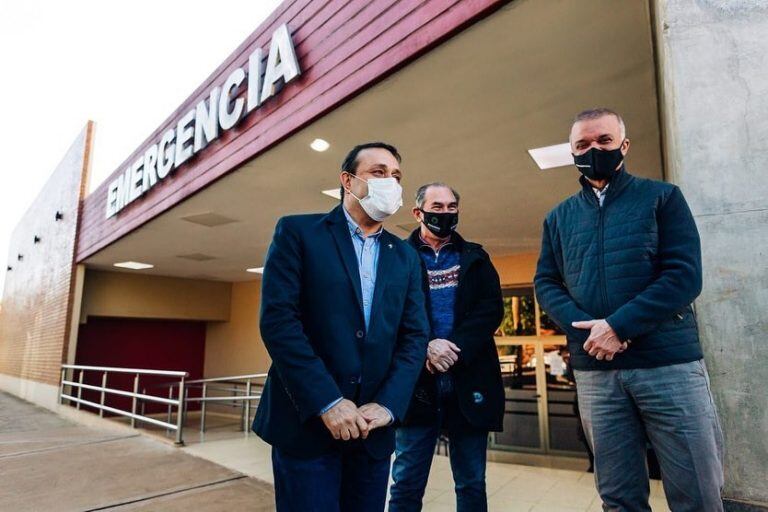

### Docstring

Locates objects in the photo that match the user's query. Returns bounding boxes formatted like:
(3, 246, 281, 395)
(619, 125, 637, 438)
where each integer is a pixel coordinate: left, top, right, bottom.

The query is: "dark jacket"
(402, 230, 505, 432)
(252, 205, 430, 459)
(534, 168, 703, 370)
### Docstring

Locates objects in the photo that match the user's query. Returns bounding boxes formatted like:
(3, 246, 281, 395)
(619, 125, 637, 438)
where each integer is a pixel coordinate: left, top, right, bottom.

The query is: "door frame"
(490, 287, 583, 457)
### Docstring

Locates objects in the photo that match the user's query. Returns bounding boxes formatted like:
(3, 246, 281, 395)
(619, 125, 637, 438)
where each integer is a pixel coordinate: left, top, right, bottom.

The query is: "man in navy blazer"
(253, 142, 430, 512)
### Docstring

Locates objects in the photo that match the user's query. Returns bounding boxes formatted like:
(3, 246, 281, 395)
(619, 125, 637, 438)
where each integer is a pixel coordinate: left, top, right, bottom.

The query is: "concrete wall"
(205, 281, 270, 378)
(81, 270, 231, 322)
(654, 0, 768, 507)
(0, 123, 93, 390)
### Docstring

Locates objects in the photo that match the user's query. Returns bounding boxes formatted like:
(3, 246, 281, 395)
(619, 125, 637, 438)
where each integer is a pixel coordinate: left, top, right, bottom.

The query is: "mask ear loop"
(343, 172, 366, 201)
(616, 138, 628, 170)
(417, 208, 432, 227)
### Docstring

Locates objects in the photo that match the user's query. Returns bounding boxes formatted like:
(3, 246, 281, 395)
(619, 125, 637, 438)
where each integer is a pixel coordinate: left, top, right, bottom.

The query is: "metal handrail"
(155, 372, 267, 434)
(59, 364, 189, 444)
(62, 364, 187, 377)
(185, 395, 262, 402)
(186, 384, 251, 393)
(61, 380, 178, 405)
(186, 373, 267, 384)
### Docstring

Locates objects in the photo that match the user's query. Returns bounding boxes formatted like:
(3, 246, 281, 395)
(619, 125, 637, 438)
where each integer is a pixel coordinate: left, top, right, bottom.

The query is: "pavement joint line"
(0, 434, 142, 459)
(0, 434, 125, 445)
(83, 474, 250, 511)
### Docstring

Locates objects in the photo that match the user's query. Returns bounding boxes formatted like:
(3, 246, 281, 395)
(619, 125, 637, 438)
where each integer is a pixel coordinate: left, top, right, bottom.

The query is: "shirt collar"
(592, 182, 610, 198)
(418, 232, 454, 253)
(342, 205, 382, 239)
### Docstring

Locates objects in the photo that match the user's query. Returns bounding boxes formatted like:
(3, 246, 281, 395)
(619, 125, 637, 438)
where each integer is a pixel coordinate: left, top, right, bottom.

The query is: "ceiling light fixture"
(310, 138, 330, 152)
(114, 261, 154, 270)
(246, 267, 265, 274)
(527, 143, 573, 170)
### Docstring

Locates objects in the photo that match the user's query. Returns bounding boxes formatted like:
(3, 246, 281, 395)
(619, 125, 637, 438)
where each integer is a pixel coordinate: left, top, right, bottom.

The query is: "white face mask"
(347, 173, 403, 221)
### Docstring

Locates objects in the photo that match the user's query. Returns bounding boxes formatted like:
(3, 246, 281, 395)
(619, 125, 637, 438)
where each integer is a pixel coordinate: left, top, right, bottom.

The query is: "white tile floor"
(182, 433, 671, 512)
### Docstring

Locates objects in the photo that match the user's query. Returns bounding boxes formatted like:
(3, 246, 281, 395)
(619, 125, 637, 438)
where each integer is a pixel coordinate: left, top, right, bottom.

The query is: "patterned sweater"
(417, 237, 460, 340)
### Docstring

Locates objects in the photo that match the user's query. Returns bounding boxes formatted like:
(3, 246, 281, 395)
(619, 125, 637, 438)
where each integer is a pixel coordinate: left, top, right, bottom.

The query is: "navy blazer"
(252, 205, 430, 459)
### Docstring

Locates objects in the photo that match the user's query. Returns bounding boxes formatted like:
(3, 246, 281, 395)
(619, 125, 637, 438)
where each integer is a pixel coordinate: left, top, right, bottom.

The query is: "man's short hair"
(339, 142, 401, 200)
(341, 142, 401, 174)
(415, 182, 461, 209)
(572, 107, 626, 139)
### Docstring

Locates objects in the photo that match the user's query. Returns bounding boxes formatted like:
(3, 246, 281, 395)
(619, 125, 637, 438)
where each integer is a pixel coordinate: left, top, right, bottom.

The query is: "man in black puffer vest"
(535, 108, 723, 511)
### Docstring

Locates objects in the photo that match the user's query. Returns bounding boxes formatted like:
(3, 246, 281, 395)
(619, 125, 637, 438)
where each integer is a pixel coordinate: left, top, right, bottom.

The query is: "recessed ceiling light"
(322, 188, 342, 200)
(114, 261, 154, 270)
(246, 267, 264, 274)
(528, 143, 573, 170)
(310, 138, 330, 152)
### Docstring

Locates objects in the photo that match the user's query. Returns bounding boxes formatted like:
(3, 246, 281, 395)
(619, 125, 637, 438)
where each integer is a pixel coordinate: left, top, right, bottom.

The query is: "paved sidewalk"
(0, 391, 275, 511)
(185, 433, 672, 512)
(1, 391, 672, 511)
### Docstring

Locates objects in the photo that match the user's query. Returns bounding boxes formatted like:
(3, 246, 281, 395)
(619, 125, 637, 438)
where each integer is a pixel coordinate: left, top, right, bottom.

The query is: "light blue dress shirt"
(341, 205, 382, 330)
(593, 183, 610, 207)
(319, 207, 392, 424)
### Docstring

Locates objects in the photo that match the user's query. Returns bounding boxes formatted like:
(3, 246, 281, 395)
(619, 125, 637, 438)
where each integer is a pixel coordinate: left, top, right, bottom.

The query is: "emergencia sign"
(105, 24, 300, 219)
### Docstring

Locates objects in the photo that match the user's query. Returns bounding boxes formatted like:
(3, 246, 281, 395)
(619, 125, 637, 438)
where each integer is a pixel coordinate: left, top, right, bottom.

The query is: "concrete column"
(653, 0, 768, 509)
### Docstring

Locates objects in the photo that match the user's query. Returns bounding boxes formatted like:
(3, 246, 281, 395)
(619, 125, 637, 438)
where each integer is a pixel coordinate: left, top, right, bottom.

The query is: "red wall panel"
(74, 317, 206, 415)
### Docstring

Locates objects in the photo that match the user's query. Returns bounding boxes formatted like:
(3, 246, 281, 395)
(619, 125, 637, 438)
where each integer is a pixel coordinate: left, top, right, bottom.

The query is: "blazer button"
(356, 330, 365, 339)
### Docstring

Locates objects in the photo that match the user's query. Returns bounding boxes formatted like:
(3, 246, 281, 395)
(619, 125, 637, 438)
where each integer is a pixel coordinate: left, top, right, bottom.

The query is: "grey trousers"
(574, 360, 724, 512)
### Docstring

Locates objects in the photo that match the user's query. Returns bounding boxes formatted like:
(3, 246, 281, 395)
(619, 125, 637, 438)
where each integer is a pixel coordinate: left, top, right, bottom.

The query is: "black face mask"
(419, 209, 459, 239)
(573, 145, 625, 181)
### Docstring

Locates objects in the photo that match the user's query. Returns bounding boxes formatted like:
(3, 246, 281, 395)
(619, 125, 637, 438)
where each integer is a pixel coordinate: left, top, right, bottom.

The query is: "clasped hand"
(572, 319, 628, 361)
(425, 338, 461, 373)
(320, 399, 391, 441)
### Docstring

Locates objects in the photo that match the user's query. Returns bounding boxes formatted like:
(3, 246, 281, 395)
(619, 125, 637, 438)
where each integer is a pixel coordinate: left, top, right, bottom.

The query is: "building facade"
(1, 0, 766, 508)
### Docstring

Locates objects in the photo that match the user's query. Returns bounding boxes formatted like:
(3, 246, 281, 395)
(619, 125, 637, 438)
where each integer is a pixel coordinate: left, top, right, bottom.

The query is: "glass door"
(490, 286, 586, 457)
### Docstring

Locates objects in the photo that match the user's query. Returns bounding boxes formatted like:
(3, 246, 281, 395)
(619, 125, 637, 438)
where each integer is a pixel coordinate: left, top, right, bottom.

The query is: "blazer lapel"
(327, 207, 364, 316)
(369, 231, 396, 331)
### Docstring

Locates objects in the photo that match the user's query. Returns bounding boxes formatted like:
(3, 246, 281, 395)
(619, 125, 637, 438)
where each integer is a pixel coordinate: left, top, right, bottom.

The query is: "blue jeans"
(574, 359, 724, 512)
(389, 375, 489, 512)
(272, 445, 391, 512)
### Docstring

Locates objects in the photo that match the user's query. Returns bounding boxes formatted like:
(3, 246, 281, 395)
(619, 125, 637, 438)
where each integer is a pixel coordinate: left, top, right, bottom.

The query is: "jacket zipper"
(597, 201, 610, 316)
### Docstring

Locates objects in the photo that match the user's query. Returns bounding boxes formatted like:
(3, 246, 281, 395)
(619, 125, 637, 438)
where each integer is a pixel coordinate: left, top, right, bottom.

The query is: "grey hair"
(415, 182, 461, 209)
(572, 108, 626, 139)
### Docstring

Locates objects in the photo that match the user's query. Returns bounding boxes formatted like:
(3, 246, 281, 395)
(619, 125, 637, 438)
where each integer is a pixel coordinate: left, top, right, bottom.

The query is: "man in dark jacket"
(253, 142, 430, 512)
(388, 183, 504, 512)
(535, 108, 723, 511)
